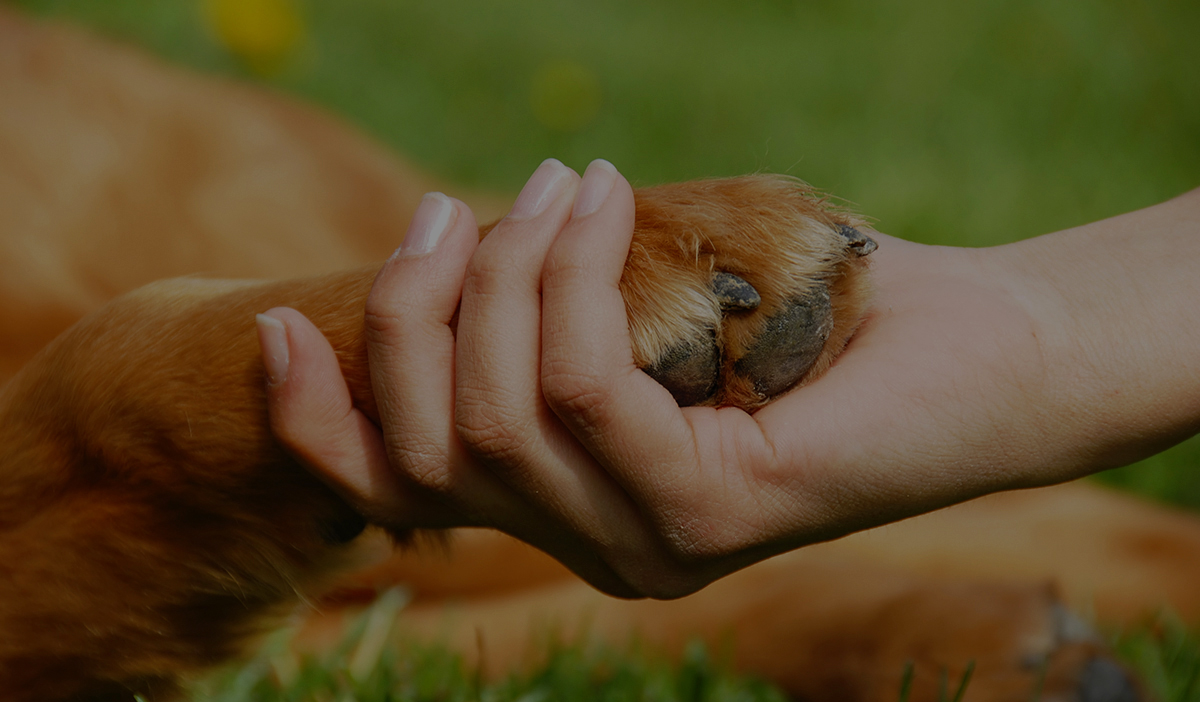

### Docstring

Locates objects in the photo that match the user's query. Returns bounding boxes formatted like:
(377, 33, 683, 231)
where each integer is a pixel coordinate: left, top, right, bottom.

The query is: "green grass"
(188, 590, 788, 702)
(192, 639, 788, 702)
(1114, 614, 1200, 702)
(184, 592, 1200, 702)
(13, 0, 1200, 696)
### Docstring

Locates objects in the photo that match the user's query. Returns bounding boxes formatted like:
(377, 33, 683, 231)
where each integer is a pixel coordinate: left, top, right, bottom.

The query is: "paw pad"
(732, 284, 833, 398)
(623, 176, 876, 410)
(642, 332, 720, 408)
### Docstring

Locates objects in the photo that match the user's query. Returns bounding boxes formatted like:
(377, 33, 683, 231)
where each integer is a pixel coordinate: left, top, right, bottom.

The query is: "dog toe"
(732, 284, 833, 399)
(643, 330, 721, 406)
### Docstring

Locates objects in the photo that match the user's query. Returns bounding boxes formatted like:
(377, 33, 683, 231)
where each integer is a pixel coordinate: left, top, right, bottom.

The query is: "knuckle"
(464, 247, 535, 299)
(539, 256, 590, 296)
(454, 401, 530, 465)
(362, 303, 411, 347)
(364, 273, 407, 318)
(381, 427, 456, 492)
(391, 440, 455, 495)
(540, 359, 613, 422)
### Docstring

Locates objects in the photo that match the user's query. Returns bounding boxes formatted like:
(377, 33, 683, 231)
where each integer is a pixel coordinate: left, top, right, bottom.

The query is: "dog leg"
(297, 533, 1137, 702)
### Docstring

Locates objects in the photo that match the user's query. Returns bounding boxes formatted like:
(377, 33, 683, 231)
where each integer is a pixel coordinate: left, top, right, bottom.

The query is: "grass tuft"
(1112, 613, 1200, 702)
(190, 595, 788, 702)
(190, 594, 1200, 702)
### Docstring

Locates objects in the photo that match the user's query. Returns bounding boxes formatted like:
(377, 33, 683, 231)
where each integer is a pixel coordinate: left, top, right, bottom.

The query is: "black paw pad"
(836, 224, 878, 256)
(711, 271, 761, 311)
(643, 331, 720, 406)
(734, 283, 833, 398)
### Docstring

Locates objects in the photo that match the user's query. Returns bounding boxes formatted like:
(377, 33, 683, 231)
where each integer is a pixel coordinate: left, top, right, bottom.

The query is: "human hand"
(257, 160, 1200, 598)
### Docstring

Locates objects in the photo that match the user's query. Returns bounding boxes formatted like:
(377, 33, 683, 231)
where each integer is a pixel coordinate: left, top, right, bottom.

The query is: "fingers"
(538, 164, 699, 524)
(361, 192, 482, 522)
(453, 161, 656, 557)
(363, 165, 646, 596)
(454, 159, 581, 491)
(538, 161, 780, 561)
(449, 159, 732, 592)
(433, 161, 640, 589)
(256, 171, 645, 595)
(455, 158, 580, 454)
(259, 191, 483, 531)
(256, 307, 451, 528)
(259, 160, 770, 596)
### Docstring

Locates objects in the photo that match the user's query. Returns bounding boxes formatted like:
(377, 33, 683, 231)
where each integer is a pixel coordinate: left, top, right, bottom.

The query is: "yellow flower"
(202, 0, 305, 75)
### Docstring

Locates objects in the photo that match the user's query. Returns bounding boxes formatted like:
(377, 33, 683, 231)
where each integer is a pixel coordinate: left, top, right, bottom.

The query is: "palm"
(753, 234, 1054, 540)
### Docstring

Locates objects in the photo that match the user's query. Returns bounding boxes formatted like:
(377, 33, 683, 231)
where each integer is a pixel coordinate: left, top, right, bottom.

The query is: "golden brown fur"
(2, 8, 1199, 702)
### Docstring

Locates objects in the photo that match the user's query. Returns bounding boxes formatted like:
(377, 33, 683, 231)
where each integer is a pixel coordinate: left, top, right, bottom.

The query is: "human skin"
(257, 158, 1200, 598)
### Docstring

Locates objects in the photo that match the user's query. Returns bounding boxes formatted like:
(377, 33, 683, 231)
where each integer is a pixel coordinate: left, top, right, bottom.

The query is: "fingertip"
(258, 308, 338, 396)
(259, 306, 314, 333)
(391, 194, 480, 258)
(572, 159, 622, 218)
(368, 196, 480, 328)
(255, 311, 289, 387)
(253, 313, 459, 532)
(508, 159, 580, 221)
(255, 310, 399, 514)
(393, 192, 459, 258)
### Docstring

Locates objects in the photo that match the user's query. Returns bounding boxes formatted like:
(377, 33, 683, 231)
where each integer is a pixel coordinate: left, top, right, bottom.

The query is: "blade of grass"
(898, 661, 915, 702)
(952, 661, 975, 702)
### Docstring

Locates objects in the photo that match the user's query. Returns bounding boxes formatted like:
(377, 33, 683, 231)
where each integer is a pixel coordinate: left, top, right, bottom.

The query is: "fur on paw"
(623, 175, 875, 409)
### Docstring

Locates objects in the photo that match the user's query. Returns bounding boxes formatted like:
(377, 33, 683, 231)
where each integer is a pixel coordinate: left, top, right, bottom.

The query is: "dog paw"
(622, 176, 875, 409)
(807, 583, 1143, 702)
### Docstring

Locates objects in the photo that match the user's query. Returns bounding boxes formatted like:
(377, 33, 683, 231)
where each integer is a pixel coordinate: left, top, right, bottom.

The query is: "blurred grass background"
(12, 0, 1200, 509)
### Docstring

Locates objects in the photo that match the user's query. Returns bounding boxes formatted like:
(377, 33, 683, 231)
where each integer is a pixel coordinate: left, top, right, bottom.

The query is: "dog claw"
(711, 271, 761, 311)
(643, 332, 720, 406)
(836, 224, 878, 256)
(734, 283, 833, 398)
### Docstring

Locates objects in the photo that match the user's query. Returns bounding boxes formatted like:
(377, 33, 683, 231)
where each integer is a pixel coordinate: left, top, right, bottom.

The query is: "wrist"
(993, 189, 1200, 478)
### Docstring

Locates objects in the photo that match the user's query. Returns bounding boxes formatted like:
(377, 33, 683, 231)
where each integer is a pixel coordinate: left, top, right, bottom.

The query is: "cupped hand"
(256, 158, 1106, 598)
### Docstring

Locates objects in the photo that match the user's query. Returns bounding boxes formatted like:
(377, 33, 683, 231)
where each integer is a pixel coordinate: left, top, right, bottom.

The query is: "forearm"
(994, 187, 1200, 476)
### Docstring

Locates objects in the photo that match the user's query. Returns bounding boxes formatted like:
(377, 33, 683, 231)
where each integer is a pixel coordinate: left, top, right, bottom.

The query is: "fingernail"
(256, 313, 289, 387)
(398, 192, 457, 257)
(508, 158, 572, 220)
(572, 159, 618, 217)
